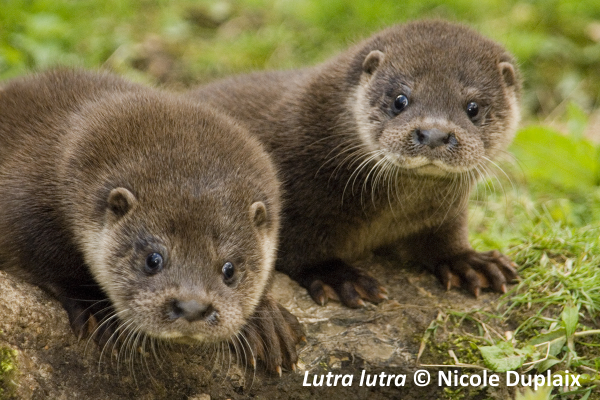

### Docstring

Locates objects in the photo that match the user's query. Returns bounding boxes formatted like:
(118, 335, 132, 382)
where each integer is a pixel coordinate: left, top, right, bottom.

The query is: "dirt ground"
(0, 252, 514, 400)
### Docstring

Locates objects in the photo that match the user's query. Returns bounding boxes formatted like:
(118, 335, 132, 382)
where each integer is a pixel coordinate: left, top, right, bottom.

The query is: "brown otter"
(0, 69, 303, 373)
(188, 20, 520, 307)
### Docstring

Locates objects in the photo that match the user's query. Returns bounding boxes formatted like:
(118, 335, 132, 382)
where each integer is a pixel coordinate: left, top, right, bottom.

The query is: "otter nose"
(168, 299, 218, 323)
(413, 128, 455, 149)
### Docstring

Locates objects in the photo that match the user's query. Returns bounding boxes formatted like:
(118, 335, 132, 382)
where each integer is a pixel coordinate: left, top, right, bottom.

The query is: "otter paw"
(299, 259, 388, 308)
(61, 298, 96, 340)
(236, 295, 305, 375)
(59, 297, 119, 346)
(436, 250, 518, 297)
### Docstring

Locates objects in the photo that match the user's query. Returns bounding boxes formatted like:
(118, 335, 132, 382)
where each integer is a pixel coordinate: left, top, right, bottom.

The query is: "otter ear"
(499, 61, 517, 88)
(362, 50, 385, 75)
(250, 201, 268, 229)
(107, 187, 137, 219)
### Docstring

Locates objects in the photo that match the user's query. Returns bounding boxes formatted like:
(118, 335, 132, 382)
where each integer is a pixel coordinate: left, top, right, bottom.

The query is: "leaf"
(535, 356, 561, 372)
(515, 385, 553, 400)
(529, 331, 567, 360)
(479, 341, 527, 372)
(562, 303, 579, 338)
(528, 327, 565, 346)
(580, 388, 593, 400)
(510, 126, 600, 192)
(548, 336, 567, 357)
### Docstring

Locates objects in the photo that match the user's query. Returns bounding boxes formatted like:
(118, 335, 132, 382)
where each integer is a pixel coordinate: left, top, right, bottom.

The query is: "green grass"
(430, 121, 600, 398)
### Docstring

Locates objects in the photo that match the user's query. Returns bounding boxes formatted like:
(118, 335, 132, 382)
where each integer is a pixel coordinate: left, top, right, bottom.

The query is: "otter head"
(91, 183, 277, 343)
(350, 20, 521, 177)
(70, 94, 281, 344)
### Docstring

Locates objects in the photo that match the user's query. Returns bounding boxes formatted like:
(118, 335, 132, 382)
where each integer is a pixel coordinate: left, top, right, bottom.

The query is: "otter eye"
(466, 101, 479, 119)
(222, 261, 235, 283)
(145, 252, 163, 275)
(392, 94, 409, 114)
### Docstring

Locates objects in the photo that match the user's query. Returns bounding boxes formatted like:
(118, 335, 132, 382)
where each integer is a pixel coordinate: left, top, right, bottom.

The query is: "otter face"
(88, 186, 276, 343)
(350, 21, 521, 177)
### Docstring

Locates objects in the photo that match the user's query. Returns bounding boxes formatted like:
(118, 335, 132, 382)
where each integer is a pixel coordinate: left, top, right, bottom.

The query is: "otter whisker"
(363, 152, 389, 207)
(113, 318, 138, 377)
(482, 155, 513, 195)
(132, 329, 147, 383)
(229, 334, 242, 372)
(149, 336, 163, 366)
(237, 331, 257, 386)
(139, 333, 156, 383)
(329, 144, 372, 181)
(232, 334, 250, 386)
(345, 150, 384, 204)
(210, 342, 221, 373)
(94, 308, 130, 365)
(318, 138, 365, 173)
(382, 158, 398, 218)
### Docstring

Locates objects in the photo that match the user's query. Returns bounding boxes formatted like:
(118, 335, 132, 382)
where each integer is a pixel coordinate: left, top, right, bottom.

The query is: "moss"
(0, 345, 18, 400)
(443, 387, 466, 400)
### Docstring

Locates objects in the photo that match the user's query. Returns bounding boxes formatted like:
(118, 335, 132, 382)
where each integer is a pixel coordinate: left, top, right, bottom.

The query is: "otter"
(188, 20, 520, 307)
(0, 69, 303, 373)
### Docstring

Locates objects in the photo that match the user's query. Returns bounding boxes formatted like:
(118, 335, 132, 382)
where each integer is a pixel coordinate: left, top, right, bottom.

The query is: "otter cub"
(188, 20, 520, 307)
(0, 69, 302, 373)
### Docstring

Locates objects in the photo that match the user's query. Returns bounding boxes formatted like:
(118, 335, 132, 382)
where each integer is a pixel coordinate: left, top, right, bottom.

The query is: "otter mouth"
(170, 334, 225, 344)
(155, 330, 233, 344)
(383, 153, 472, 176)
(414, 163, 451, 176)
(417, 160, 475, 175)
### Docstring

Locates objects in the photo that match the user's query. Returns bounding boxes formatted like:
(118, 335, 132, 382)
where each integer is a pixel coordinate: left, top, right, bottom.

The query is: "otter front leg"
(403, 213, 517, 297)
(235, 295, 305, 375)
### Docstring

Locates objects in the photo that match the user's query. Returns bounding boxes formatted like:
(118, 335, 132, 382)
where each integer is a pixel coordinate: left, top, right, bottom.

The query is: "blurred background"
(2, 0, 600, 122)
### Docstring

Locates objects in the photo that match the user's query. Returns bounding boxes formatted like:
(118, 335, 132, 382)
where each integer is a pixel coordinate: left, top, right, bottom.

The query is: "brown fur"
(188, 20, 521, 307)
(0, 69, 302, 372)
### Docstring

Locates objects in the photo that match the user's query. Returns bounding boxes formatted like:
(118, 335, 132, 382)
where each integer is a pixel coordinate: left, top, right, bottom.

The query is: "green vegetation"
(0, 345, 18, 399)
(2, 0, 600, 398)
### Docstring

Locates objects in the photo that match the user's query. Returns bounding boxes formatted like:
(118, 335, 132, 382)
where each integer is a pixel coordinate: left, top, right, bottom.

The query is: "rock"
(0, 252, 501, 399)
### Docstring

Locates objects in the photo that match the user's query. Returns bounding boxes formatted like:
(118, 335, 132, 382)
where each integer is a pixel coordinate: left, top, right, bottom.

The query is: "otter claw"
(239, 295, 304, 375)
(301, 259, 386, 308)
(436, 250, 518, 297)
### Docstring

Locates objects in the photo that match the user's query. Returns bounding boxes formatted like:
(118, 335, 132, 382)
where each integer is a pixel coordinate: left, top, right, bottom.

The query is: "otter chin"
(0, 69, 303, 373)
(188, 20, 521, 308)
